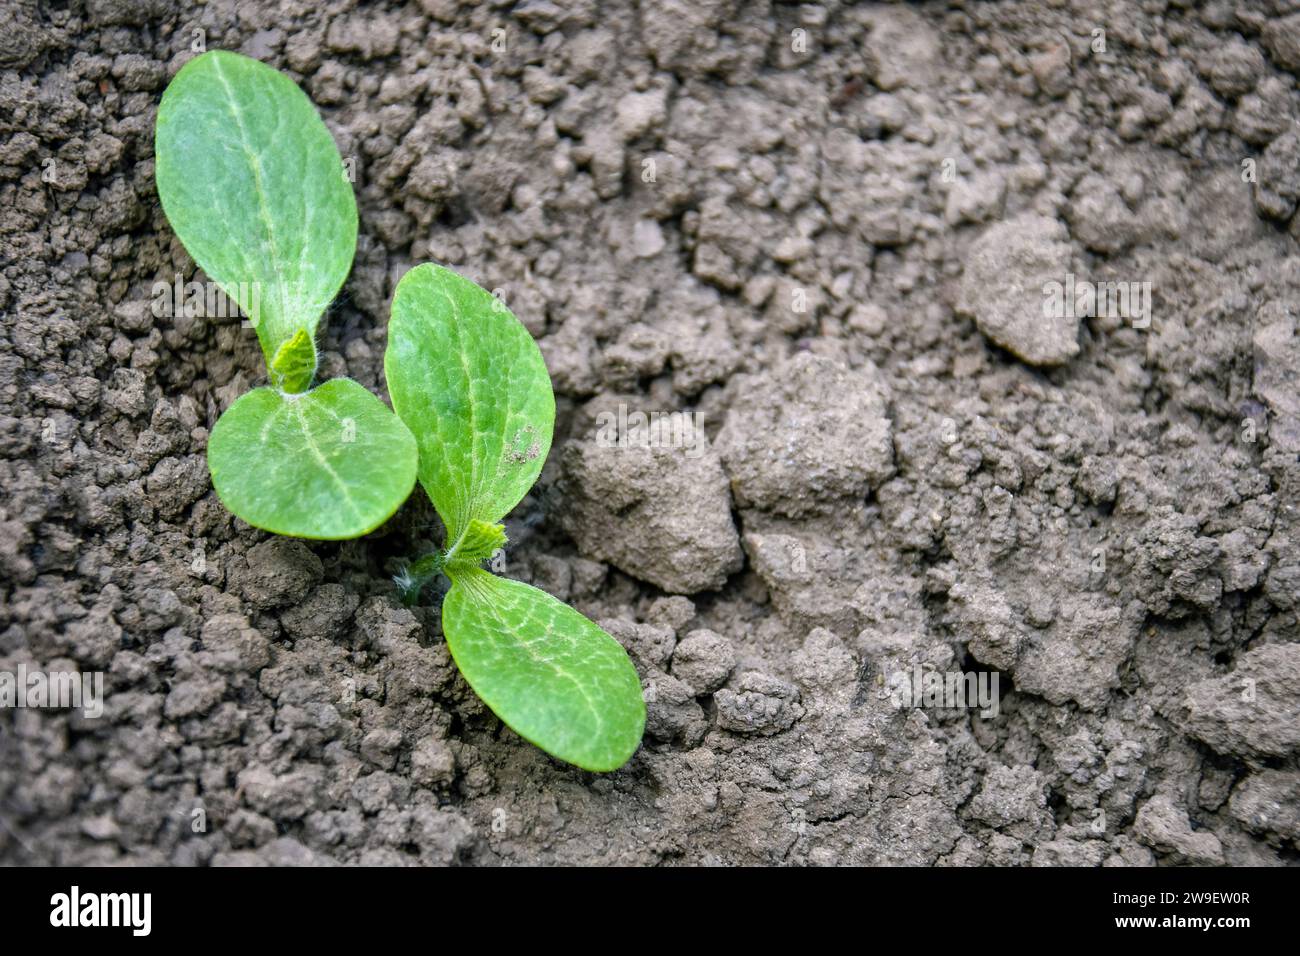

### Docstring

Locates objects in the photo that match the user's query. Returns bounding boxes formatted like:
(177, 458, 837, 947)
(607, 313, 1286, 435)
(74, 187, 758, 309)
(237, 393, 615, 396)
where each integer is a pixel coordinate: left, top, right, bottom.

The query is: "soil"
(2, 0, 1299, 866)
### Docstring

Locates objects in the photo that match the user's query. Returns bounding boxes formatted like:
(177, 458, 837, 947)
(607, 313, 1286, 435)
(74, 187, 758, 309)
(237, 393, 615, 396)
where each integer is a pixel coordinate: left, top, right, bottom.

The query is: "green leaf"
(385, 264, 555, 546)
(208, 378, 417, 539)
(442, 569, 645, 772)
(445, 519, 507, 571)
(155, 50, 357, 364)
(270, 328, 317, 393)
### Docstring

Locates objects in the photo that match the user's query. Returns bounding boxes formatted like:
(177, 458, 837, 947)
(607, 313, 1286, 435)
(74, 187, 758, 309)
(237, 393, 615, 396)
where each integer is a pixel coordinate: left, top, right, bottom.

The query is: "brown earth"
(1, 0, 1298, 865)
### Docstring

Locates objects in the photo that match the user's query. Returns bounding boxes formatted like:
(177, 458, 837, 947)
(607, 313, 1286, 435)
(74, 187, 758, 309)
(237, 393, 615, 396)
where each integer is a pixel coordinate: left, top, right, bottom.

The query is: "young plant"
(154, 50, 416, 539)
(385, 265, 646, 772)
(154, 52, 644, 771)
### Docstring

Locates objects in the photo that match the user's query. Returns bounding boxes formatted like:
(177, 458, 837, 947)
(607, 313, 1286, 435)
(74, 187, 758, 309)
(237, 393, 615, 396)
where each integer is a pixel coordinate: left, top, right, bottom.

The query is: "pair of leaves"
(155, 50, 416, 539)
(388, 265, 644, 772)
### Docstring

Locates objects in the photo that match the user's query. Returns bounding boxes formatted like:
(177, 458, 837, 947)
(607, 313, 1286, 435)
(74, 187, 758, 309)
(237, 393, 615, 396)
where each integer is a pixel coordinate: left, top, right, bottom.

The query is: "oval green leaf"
(385, 264, 555, 546)
(208, 378, 417, 539)
(155, 50, 358, 363)
(443, 569, 645, 772)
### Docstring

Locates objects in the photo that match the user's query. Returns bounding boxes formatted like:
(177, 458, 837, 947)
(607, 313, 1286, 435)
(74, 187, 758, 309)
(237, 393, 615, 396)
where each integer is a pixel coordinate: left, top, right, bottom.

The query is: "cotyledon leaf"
(385, 264, 555, 546)
(208, 378, 417, 539)
(155, 49, 357, 364)
(442, 568, 646, 772)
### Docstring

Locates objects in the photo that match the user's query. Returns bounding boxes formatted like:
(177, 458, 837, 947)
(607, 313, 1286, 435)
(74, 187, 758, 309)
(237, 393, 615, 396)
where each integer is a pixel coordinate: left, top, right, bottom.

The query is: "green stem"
(395, 551, 445, 606)
(396, 522, 495, 605)
(441, 525, 470, 565)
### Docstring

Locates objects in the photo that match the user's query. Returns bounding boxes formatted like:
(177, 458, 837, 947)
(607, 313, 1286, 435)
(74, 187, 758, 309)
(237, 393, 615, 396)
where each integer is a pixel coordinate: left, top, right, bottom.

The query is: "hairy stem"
(395, 551, 445, 606)
(397, 520, 505, 605)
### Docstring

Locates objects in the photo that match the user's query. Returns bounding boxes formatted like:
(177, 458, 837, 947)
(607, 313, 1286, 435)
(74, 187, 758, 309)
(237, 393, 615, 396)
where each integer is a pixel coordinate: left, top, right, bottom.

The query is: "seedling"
(155, 50, 417, 538)
(155, 53, 645, 771)
(386, 265, 645, 772)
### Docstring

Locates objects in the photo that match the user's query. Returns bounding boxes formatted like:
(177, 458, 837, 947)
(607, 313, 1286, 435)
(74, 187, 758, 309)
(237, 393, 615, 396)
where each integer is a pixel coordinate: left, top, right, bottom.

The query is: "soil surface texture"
(2, 0, 1299, 866)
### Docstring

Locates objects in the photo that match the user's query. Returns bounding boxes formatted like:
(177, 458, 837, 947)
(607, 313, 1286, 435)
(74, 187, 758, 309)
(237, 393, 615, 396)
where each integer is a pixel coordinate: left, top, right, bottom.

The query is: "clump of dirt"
(1, 0, 1298, 866)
